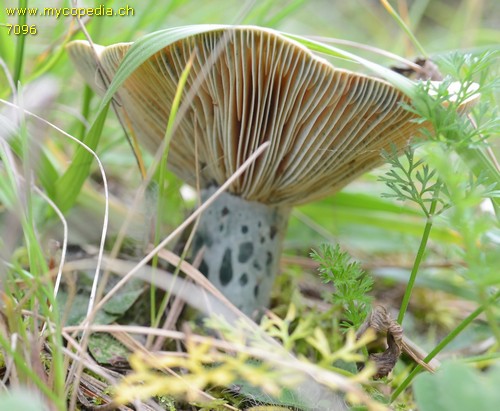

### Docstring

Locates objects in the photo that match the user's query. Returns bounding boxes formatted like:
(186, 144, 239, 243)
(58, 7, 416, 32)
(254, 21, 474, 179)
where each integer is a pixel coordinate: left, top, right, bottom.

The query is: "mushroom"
(67, 26, 476, 317)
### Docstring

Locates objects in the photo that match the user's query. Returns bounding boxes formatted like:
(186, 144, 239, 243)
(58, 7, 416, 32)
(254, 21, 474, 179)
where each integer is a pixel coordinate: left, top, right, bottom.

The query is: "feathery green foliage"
(380, 146, 450, 217)
(311, 244, 373, 330)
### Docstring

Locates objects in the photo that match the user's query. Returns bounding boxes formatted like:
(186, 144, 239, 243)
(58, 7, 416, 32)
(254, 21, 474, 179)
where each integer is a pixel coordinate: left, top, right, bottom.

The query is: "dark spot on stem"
(266, 251, 273, 267)
(238, 242, 254, 263)
(199, 259, 209, 278)
(204, 233, 213, 248)
(253, 260, 262, 271)
(219, 248, 233, 286)
(254, 284, 259, 298)
(193, 235, 203, 253)
(270, 225, 277, 240)
(239, 273, 248, 286)
(221, 206, 230, 216)
(241, 225, 248, 234)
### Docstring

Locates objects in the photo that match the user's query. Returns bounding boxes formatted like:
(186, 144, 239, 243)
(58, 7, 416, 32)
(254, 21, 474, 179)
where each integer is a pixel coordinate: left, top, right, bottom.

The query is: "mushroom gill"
(67, 26, 469, 317)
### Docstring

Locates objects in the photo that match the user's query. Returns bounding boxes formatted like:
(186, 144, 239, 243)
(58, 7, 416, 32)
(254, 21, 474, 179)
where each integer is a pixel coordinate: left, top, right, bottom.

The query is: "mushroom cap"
(67, 26, 443, 205)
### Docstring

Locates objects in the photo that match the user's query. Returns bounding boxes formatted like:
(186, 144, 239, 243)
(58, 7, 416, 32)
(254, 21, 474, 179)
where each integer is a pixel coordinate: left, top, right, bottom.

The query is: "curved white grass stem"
(0, 99, 110, 325)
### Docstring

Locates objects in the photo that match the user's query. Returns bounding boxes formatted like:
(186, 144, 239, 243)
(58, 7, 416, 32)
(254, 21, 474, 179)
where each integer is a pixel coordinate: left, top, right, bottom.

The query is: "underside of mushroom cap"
(67, 26, 426, 206)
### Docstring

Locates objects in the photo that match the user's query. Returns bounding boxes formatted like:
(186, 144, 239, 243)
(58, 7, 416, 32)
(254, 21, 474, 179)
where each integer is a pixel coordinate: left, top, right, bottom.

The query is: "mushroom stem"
(193, 187, 290, 317)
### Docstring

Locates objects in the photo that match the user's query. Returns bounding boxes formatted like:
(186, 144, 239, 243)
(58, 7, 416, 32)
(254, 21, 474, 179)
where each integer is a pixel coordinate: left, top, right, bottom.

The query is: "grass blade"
(54, 104, 109, 212)
(282, 33, 418, 98)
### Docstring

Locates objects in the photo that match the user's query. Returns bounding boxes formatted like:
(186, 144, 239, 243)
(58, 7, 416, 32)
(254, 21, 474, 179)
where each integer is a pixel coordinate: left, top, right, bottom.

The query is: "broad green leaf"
(88, 333, 130, 365)
(57, 276, 144, 326)
(414, 362, 500, 411)
(102, 278, 145, 316)
(57, 291, 117, 326)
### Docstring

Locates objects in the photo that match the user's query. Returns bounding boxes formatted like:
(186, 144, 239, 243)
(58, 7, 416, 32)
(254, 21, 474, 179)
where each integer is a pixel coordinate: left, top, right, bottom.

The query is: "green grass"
(1, 0, 499, 410)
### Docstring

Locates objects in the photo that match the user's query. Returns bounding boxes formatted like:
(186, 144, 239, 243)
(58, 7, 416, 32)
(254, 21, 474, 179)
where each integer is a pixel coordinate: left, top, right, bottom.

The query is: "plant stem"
(391, 289, 500, 402)
(13, 0, 28, 86)
(397, 195, 439, 325)
(379, 0, 428, 58)
(78, 85, 93, 141)
(150, 56, 193, 330)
